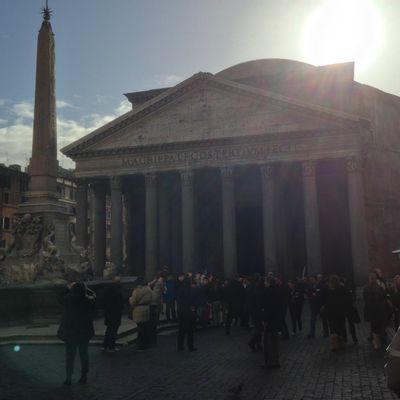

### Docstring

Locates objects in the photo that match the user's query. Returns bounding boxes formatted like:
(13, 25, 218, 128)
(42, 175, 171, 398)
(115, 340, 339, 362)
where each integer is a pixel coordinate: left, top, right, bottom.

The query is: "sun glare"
(303, 0, 383, 70)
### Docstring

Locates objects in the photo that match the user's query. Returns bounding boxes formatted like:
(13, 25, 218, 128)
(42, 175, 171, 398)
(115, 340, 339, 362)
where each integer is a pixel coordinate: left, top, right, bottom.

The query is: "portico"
(63, 60, 373, 285)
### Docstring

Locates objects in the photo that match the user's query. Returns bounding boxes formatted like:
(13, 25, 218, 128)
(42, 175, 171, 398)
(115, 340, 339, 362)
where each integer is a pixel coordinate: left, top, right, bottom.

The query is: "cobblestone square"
(0, 319, 397, 400)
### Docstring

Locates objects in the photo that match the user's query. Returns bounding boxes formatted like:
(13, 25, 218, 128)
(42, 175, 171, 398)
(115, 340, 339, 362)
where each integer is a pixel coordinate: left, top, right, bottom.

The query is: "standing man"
(102, 276, 124, 352)
(177, 276, 197, 351)
(224, 275, 243, 335)
(165, 274, 177, 321)
(275, 276, 291, 340)
(307, 275, 329, 338)
(57, 283, 95, 385)
(262, 276, 283, 368)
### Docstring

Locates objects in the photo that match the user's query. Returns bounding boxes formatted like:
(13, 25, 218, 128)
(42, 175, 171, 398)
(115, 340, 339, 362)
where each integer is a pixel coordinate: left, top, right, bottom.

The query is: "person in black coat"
(324, 275, 348, 351)
(288, 279, 305, 335)
(57, 282, 95, 385)
(275, 276, 291, 340)
(343, 278, 359, 344)
(102, 276, 124, 352)
(364, 272, 388, 349)
(307, 275, 329, 338)
(248, 276, 265, 351)
(177, 277, 197, 351)
(262, 277, 283, 368)
(224, 276, 243, 335)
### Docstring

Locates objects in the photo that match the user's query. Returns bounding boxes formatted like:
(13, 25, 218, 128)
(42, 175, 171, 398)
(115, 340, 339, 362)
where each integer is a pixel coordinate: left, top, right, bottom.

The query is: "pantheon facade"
(62, 59, 400, 285)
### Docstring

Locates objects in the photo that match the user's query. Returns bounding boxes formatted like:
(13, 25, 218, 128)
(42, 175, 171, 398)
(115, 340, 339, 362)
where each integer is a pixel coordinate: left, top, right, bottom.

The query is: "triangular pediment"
(62, 73, 363, 157)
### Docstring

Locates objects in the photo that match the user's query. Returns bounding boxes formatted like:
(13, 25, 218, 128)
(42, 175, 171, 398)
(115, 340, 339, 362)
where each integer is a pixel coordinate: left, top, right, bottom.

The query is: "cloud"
(12, 102, 34, 121)
(0, 122, 33, 167)
(0, 98, 133, 170)
(56, 100, 73, 109)
(115, 100, 131, 115)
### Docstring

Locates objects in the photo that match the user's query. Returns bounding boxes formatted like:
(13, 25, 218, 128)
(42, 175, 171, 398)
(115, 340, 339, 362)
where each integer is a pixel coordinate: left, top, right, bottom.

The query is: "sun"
(302, 0, 383, 70)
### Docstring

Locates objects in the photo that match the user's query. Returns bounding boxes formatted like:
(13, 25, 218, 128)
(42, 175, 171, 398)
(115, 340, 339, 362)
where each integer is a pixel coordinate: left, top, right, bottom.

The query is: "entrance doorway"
(236, 206, 264, 276)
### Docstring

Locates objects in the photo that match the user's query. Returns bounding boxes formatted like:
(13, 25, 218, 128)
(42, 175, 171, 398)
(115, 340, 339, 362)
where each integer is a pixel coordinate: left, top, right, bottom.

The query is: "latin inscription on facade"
(121, 143, 306, 168)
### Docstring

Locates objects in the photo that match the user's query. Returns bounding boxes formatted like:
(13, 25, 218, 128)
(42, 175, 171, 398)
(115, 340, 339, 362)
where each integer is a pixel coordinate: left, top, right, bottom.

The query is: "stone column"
(110, 176, 123, 273)
(260, 164, 277, 274)
(75, 179, 89, 249)
(346, 156, 369, 285)
(123, 189, 134, 275)
(92, 182, 106, 277)
(145, 173, 158, 281)
(302, 161, 322, 276)
(180, 170, 195, 273)
(221, 166, 237, 279)
(159, 178, 170, 268)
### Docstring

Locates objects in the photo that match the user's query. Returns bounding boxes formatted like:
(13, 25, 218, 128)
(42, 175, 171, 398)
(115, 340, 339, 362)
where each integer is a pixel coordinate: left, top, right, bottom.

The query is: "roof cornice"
(61, 71, 368, 158)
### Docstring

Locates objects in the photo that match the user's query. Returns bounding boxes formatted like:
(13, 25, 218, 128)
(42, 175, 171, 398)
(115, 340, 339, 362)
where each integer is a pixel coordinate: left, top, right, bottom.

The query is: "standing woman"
(364, 272, 388, 349)
(325, 275, 347, 351)
(58, 282, 95, 385)
(129, 278, 153, 350)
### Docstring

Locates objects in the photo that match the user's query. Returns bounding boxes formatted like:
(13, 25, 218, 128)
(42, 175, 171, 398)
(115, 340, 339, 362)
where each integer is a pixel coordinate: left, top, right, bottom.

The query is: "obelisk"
(29, 2, 58, 198)
(19, 2, 72, 256)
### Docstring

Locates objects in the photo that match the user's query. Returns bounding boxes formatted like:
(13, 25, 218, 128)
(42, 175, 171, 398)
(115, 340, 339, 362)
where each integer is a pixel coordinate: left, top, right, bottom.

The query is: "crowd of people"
(56, 267, 400, 386)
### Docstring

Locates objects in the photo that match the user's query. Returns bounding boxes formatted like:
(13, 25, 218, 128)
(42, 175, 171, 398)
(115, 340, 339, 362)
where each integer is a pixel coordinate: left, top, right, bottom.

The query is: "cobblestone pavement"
(0, 318, 397, 400)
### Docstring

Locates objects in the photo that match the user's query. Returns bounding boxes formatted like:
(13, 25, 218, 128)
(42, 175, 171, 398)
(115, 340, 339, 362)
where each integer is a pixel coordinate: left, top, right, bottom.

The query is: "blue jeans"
(103, 324, 119, 349)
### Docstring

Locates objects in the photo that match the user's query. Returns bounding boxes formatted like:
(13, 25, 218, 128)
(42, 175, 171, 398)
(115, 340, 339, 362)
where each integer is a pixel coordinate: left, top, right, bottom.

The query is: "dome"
(216, 59, 318, 82)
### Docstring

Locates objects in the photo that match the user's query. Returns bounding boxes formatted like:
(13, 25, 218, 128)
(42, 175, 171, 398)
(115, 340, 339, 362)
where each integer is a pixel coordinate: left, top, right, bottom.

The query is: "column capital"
(180, 169, 193, 186)
(301, 160, 316, 178)
(144, 172, 157, 187)
(346, 156, 363, 173)
(220, 166, 234, 179)
(110, 176, 122, 191)
(260, 164, 274, 180)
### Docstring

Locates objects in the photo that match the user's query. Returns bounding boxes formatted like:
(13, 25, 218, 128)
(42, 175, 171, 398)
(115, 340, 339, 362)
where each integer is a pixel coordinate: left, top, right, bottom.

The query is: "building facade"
(0, 165, 29, 249)
(62, 59, 400, 284)
(0, 164, 77, 250)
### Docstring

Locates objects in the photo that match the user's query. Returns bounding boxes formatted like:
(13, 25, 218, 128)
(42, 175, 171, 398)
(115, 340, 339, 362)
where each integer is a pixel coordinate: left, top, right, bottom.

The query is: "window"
(0, 175, 11, 189)
(2, 217, 10, 230)
(3, 192, 9, 204)
(20, 177, 28, 192)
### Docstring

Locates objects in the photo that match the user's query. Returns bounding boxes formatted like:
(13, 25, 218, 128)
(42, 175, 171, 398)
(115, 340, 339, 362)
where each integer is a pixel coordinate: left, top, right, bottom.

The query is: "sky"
(1, 0, 399, 169)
